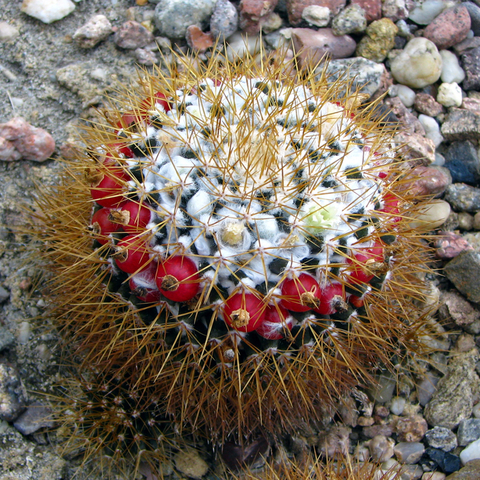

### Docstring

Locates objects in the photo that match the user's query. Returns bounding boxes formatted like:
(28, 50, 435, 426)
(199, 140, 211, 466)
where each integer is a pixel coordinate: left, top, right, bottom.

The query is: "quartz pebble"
(435, 233, 474, 260)
(390, 84, 415, 107)
(210, 0, 238, 40)
(331, 4, 367, 35)
(154, 0, 216, 39)
(460, 437, 480, 465)
(408, 0, 446, 25)
(390, 37, 442, 88)
(418, 114, 444, 147)
(423, 5, 471, 50)
(21, 0, 75, 24)
(425, 426, 458, 452)
(440, 50, 465, 84)
(302, 6, 331, 27)
(390, 396, 406, 415)
(437, 83, 463, 108)
(73, 15, 113, 49)
(394, 442, 425, 464)
(0, 117, 55, 162)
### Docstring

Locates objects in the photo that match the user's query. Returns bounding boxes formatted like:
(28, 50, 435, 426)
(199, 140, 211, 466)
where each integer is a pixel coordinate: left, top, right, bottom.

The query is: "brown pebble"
(424, 5, 471, 50)
(240, 0, 278, 33)
(396, 415, 428, 443)
(287, 0, 347, 25)
(186, 25, 214, 52)
(414, 93, 444, 117)
(113, 20, 154, 49)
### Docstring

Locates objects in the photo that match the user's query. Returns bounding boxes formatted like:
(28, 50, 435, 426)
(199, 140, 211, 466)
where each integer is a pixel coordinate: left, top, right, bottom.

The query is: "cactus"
(31, 44, 435, 475)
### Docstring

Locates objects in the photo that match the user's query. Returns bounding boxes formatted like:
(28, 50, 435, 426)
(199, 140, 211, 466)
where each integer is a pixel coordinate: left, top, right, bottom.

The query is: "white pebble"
(21, 0, 76, 24)
(409, 199, 451, 231)
(440, 50, 465, 84)
(437, 82, 463, 108)
(390, 84, 416, 107)
(390, 396, 406, 415)
(302, 6, 331, 27)
(408, 0, 446, 25)
(473, 402, 480, 418)
(460, 437, 480, 465)
(17, 321, 32, 344)
(226, 32, 263, 62)
(418, 114, 444, 147)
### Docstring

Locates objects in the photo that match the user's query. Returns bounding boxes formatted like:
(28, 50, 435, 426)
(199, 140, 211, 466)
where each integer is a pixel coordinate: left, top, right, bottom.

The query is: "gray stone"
(174, 448, 209, 479)
(465, 2, 480, 36)
(154, 0, 216, 39)
(13, 402, 55, 436)
(445, 183, 480, 213)
(332, 3, 367, 36)
(458, 419, 480, 446)
(393, 442, 425, 464)
(444, 141, 480, 186)
(210, 0, 238, 41)
(0, 327, 14, 352)
(461, 46, 480, 91)
(0, 285, 9, 303)
(417, 373, 440, 406)
(72, 14, 113, 49)
(441, 109, 480, 142)
(0, 362, 25, 422)
(424, 350, 479, 430)
(444, 251, 480, 303)
(425, 426, 458, 452)
(322, 57, 385, 99)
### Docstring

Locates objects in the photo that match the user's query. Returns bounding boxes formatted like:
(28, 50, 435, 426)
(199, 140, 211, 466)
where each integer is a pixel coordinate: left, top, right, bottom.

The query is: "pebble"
(0, 117, 55, 162)
(390, 396, 406, 415)
(422, 473, 446, 480)
(444, 251, 480, 303)
(407, 165, 452, 197)
(414, 93, 444, 117)
(460, 438, 480, 465)
(396, 415, 429, 443)
(0, 286, 9, 304)
(462, 97, 480, 115)
(460, 47, 480, 91)
(174, 448, 209, 479)
(440, 50, 466, 84)
(395, 132, 436, 166)
(464, 2, 480, 36)
(134, 47, 158, 65)
(418, 114, 444, 147)
(474, 212, 480, 230)
(394, 442, 425, 464)
(444, 141, 480, 186)
(287, 0, 347, 25)
(0, 21, 20, 42)
(408, 0, 446, 25)
(0, 327, 14, 352)
(73, 15, 113, 49)
(445, 184, 480, 213)
(390, 37, 442, 88)
(423, 5, 471, 50)
(425, 427, 458, 452)
(318, 425, 351, 456)
(13, 402, 54, 436)
(390, 84, 416, 107)
(457, 419, 480, 446)
(368, 435, 395, 462)
(351, 0, 382, 21)
(226, 32, 262, 61)
(437, 83, 463, 108)
(113, 21, 154, 49)
(186, 26, 214, 52)
(324, 57, 385, 98)
(331, 4, 367, 36)
(20, 0, 75, 24)
(239, 0, 278, 34)
(441, 109, 480, 142)
(446, 459, 480, 478)
(382, 0, 410, 22)
(210, 0, 238, 40)
(426, 448, 462, 473)
(386, 96, 425, 134)
(302, 6, 331, 27)
(435, 233, 474, 260)
(0, 362, 25, 422)
(154, 0, 216, 39)
(290, 28, 356, 68)
(356, 17, 398, 62)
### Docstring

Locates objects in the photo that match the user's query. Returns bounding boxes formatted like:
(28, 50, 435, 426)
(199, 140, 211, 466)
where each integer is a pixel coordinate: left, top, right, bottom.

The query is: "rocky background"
(1, 0, 480, 479)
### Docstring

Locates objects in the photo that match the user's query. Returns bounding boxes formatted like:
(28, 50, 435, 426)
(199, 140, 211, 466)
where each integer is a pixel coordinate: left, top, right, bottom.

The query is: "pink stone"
(401, 165, 451, 198)
(435, 232, 474, 260)
(240, 0, 278, 33)
(291, 28, 356, 68)
(351, 0, 382, 21)
(424, 5, 471, 50)
(0, 117, 55, 162)
(414, 93, 444, 117)
(186, 25, 214, 52)
(113, 21, 154, 50)
(384, 97, 425, 135)
(287, 0, 347, 26)
(462, 97, 480, 116)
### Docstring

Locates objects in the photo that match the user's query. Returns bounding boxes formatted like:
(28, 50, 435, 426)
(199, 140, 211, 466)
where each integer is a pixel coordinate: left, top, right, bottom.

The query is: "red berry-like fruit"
(142, 92, 172, 114)
(379, 192, 401, 223)
(89, 166, 130, 208)
(314, 283, 347, 315)
(280, 273, 321, 312)
(90, 208, 121, 245)
(256, 304, 293, 340)
(108, 200, 152, 233)
(223, 293, 266, 333)
(129, 263, 161, 303)
(156, 256, 199, 302)
(347, 243, 384, 285)
(114, 234, 150, 274)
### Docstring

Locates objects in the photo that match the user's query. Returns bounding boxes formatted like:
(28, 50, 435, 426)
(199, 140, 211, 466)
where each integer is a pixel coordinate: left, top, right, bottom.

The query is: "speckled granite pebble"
(210, 0, 238, 40)
(425, 426, 458, 452)
(441, 109, 480, 142)
(73, 15, 113, 49)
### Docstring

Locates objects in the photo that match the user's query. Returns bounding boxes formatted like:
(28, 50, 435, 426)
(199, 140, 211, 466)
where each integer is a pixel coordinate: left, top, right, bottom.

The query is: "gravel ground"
(2, 1, 480, 479)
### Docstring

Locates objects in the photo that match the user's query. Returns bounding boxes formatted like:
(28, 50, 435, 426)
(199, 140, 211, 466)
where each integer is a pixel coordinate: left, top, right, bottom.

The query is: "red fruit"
(129, 263, 161, 302)
(90, 208, 121, 245)
(156, 256, 199, 302)
(141, 92, 172, 113)
(114, 234, 150, 274)
(347, 243, 384, 285)
(379, 192, 401, 223)
(223, 293, 266, 333)
(109, 142, 135, 159)
(256, 305, 293, 340)
(89, 166, 130, 208)
(108, 200, 152, 233)
(315, 283, 347, 315)
(280, 273, 321, 312)
(349, 294, 364, 309)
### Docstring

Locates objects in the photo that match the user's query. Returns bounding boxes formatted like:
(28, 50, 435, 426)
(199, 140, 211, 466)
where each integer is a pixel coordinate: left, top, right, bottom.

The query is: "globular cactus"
(31, 44, 435, 473)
